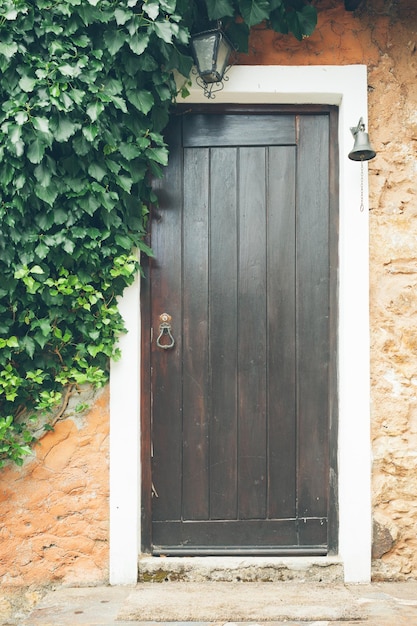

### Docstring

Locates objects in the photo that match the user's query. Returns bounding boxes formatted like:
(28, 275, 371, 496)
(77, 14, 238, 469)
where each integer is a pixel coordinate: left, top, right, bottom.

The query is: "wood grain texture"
(143, 107, 338, 554)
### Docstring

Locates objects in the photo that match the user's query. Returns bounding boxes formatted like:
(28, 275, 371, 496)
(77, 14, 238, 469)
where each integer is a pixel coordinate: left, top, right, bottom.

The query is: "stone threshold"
(138, 555, 344, 583)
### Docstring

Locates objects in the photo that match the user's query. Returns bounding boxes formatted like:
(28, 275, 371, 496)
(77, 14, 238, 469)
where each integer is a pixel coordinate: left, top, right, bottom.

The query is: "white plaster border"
(109, 65, 372, 585)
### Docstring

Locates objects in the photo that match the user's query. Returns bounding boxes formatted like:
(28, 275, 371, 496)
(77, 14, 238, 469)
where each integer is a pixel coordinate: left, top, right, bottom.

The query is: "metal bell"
(348, 117, 376, 161)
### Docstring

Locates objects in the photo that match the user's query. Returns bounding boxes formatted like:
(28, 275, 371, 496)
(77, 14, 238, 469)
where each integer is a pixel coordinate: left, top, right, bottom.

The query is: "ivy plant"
(0, 0, 317, 467)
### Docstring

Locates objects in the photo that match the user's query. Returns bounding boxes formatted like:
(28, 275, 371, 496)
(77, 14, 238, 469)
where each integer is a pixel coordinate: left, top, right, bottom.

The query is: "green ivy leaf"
(287, 5, 317, 40)
(205, 0, 235, 20)
(160, 0, 177, 12)
(126, 89, 154, 114)
(269, 5, 288, 34)
(103, 29, 126, 55)
(146, 146, 168, 165)
(31, 117, 50, 134)
(58, 63, 82, 78)
(35, 241, 50, 259)
(153, 21, 175, 43)
(0, 163, 14, 185)
(165, 48, 193, 77)
(116, 175, 133, 193)
(88, 162, 107, 182)
(119, 142, 142, 160)
(72, 35, 90, 47)
(0, 41, 18, 58)
(6, 336, 19, 348)
(138, 240, 154, 256)
(143, 1, 159, 20)
(86, 101, 105, 122)
(109, 95, 127, 113)
(52, 117, 78, 142)
(238, 0, 270, 26)
(19, 75, 36, 92)
(114, 7, 131, 24)
(35, 212, 55, 230)
(115, 234, 133, 249)
(63, 239, 75, 254)
(2, 7, 18, 20)
(53, 208, 68, 224)
(37, 319, 52, 337)
(128, 33, 150, 55)
(34, 163, 51, 187)
(27, 138, 46, 164)
(34, 184, 59, 206)
(21, 336, 36, 359)
(82, 124, 99, 142)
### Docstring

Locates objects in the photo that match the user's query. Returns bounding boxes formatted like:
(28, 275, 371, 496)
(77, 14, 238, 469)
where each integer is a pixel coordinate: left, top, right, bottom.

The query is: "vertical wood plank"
(267, 145, 297, 520)
(140, 257, 152, 551)
(182, 147, 210, 520)
(151, 121, 183, 522)
(238, 147, 268, 520)
(209, 147, 238, 520)
(328, 107, 340, 553)
(296, 114, 330, 521)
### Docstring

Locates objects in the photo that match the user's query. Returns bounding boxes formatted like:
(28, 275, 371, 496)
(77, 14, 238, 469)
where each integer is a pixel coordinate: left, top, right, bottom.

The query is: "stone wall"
(0, 0, 416, 585)
(367, 4, 417, 581)
(0, 388, 109, 585)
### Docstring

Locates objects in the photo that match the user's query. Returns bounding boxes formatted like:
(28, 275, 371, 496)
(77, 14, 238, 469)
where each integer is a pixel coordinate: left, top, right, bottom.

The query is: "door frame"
(141, 104, 339, 556)
(109, 65, 372, 585)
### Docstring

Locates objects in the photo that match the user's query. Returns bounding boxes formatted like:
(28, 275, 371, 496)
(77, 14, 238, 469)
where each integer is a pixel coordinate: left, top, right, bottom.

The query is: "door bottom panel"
(152, 518, 327, 554)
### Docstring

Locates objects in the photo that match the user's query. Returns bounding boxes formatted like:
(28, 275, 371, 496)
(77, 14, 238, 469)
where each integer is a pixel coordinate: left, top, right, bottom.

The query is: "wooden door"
(141, 107, 338, 555)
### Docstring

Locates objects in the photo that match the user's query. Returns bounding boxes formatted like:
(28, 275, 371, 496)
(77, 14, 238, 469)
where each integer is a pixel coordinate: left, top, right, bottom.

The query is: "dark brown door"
(141, 107, 338, 555)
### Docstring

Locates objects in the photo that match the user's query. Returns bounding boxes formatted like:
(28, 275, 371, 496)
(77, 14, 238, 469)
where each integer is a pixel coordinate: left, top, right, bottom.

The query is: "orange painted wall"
(241, 2, 381, 66)
(0, 389, 109, 585)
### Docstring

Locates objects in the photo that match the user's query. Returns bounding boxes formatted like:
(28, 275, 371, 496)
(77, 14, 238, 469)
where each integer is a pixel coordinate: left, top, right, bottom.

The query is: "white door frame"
(109, 65, 372, 585)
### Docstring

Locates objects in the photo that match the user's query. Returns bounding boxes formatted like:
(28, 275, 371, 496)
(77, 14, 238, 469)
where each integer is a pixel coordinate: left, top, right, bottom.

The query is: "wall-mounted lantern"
(190, 27, 234, 98)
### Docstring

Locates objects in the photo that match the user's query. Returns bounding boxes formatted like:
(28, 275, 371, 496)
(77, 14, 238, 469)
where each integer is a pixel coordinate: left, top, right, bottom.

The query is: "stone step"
(138, 555, 344, 583)
(119, 580, 362, 622)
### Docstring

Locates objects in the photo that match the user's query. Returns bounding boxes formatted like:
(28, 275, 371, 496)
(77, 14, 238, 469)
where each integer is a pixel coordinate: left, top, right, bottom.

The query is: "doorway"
(141, 106, 338, 555)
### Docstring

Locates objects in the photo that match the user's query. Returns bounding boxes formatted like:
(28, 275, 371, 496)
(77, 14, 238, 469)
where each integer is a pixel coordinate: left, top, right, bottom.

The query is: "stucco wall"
(0, 388, 109, 585)
(0, 0, 416, 584)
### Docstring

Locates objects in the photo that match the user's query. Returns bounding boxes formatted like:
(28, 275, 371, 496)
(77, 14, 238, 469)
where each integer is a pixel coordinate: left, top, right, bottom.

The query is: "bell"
(348, 117, 376, 161)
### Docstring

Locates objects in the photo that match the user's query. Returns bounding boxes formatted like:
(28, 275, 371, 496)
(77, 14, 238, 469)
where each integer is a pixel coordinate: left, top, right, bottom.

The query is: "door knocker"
(156, 313, 175, 350)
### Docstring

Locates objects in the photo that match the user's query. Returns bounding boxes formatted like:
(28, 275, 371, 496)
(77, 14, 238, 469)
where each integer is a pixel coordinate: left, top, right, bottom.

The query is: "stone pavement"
(1, 581, 417, 626)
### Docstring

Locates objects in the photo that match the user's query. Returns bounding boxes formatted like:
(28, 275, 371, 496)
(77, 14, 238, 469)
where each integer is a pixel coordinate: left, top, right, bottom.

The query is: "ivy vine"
(0, 0, 318, 467)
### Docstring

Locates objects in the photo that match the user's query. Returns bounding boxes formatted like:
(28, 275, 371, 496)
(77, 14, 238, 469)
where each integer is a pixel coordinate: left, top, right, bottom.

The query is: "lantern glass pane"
(215, 34, 233, 78)
(192, 34, 217, 75)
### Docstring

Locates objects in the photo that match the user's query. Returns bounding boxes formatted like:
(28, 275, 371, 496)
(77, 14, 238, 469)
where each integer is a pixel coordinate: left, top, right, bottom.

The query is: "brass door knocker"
(156, 313, 175, 350)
